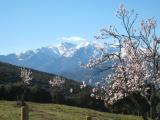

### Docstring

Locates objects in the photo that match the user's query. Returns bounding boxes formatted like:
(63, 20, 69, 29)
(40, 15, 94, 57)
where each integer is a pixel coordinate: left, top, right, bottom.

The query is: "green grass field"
(0, 101, 143, 120)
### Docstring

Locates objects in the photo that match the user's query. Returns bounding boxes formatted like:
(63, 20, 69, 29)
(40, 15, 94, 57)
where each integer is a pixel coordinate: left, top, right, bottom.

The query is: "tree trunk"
(151, 40, 159, 120)
(21, 87, 26, 106)
(150, 102, 156, 120)
(129, 95, 148, 120)
(150, 85, 158, 120)
(142, 112, 148, 120)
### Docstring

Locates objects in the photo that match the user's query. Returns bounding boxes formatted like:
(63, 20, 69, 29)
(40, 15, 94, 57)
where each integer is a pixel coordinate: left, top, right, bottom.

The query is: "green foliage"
(156, 90, 160, 116)
(29, 85, 52, 103)
(107, 93, 150, 115)
(51, 88, 65, 104)
(0, 85, 5, 99)
(1, 83, 24, 100)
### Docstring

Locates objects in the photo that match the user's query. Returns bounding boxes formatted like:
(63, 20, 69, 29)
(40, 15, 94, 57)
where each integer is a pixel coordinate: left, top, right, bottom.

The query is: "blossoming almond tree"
(49, 76, 65, 87)
(87, 5, 160, 120)
(20, 68, 32, 85)
(20, 67, 33, 106)
(49, 76, 65, 102)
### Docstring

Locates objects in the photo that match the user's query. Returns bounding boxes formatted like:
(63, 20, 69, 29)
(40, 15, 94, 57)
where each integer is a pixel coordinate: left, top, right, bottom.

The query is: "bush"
(29, 85, 52, 103)
(0, 85, 6, 99)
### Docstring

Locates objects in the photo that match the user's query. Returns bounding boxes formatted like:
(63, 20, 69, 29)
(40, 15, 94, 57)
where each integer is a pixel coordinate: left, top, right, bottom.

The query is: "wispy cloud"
(59, 36, 87, 43)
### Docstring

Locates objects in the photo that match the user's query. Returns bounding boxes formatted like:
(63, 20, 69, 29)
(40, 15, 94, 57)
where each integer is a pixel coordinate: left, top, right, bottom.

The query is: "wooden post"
(86, 116, 91, 120)
(21, 106, 29, 120)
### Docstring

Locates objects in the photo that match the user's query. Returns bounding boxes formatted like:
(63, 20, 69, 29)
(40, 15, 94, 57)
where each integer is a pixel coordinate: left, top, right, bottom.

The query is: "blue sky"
(0, 0, 160, 54)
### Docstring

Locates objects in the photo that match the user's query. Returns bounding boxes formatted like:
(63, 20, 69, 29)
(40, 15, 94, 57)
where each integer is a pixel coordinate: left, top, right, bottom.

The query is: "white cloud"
(59, 36, 87, 43)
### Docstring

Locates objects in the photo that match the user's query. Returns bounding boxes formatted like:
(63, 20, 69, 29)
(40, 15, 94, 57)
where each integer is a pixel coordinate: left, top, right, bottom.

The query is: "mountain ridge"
(0, 41, 116, 82)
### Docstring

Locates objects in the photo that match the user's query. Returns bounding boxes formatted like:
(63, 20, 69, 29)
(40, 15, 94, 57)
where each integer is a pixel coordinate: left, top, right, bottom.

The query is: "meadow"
(0, 101, 143, 120)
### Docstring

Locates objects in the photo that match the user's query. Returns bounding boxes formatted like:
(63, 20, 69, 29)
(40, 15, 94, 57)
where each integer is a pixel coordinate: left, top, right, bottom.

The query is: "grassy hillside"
(0, 61, 83, 101)
(0, 101, 143, 120)
(0, 61, 80, 86)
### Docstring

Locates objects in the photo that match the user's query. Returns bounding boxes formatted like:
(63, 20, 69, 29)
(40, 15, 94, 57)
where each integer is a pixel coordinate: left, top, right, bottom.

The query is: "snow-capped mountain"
(0, 41, 117, 82)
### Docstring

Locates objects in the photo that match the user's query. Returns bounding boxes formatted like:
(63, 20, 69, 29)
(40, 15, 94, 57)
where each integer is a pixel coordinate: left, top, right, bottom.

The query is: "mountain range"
(0, 41, 117, 83)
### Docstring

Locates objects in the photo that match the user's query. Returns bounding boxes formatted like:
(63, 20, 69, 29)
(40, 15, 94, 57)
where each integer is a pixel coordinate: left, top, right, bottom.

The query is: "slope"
(0, 101, 143, 120)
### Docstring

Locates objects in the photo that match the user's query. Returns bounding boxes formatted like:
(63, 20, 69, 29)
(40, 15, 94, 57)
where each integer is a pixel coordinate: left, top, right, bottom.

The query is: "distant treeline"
(0, 83, 106, 111)
(1, 82, 160, 115)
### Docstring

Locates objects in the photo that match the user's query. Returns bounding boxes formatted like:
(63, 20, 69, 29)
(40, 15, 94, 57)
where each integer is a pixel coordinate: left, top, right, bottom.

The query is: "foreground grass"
(0, 101, 143, 120)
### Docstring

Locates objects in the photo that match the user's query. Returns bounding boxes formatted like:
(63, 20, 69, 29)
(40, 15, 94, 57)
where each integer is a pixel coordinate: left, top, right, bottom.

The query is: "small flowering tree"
(80, 81, 87, 89)
(49, 76, 65, 103)
(20, 68, 32, 85)
(49, 76, 65, 87)
(19, 67, 33, 106)
(87, 5, 160, 120)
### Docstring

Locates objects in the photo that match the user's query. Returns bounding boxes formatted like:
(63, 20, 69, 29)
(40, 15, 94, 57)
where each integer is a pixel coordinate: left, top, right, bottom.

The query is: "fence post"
(86, 116, 91, 120)
(21, 106, 29, 120)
